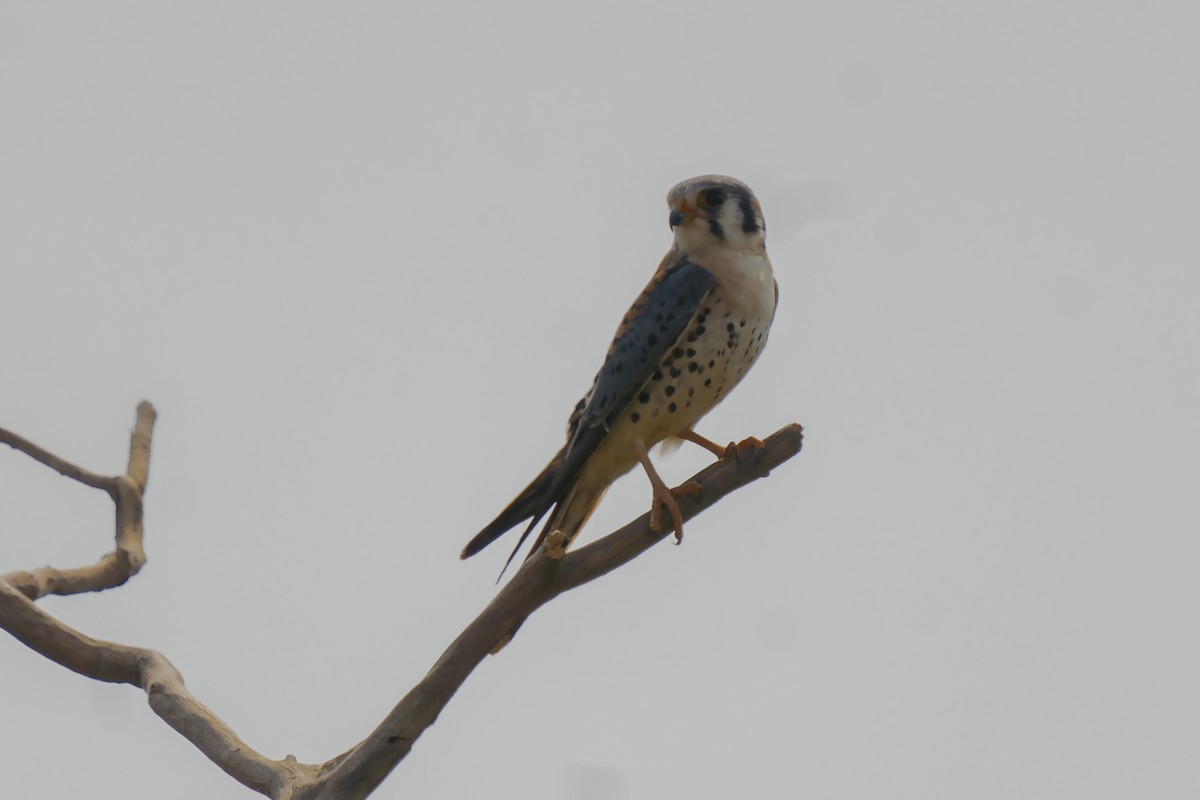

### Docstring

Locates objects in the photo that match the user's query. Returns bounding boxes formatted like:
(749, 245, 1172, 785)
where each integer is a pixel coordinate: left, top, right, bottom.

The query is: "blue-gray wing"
(460, 253, 715, 568)
(572, 256, 717, 436)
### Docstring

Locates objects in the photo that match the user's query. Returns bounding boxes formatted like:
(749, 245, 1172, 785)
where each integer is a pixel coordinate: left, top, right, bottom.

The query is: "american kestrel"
(461, 175, 778, 573)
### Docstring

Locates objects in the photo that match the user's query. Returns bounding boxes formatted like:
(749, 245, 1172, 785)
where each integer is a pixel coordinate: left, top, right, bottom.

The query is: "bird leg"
(634, 438, 686, 543)
(678, 428, 735, 459)
(679, 428, 767, 464)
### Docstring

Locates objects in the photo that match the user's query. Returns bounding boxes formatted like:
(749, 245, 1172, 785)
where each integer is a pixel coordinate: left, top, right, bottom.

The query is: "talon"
(648, 482, 686, 543)
(634, 437, 686, 545)
(729, 436, 765, 463)
(665, 483, 699, 541)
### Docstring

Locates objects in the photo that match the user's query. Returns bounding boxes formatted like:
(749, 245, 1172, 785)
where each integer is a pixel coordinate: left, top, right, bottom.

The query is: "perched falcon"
(461, 175, 778, 573)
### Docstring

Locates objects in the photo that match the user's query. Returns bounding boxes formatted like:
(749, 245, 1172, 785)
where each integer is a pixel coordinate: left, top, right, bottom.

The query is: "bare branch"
(299, 424, 804, 800)
(0, 402, 156, 601)
(0, 582, 302, 795)
(0, 420, 116, 492)
(126, 399, 156, 490)
(3, 403, 802, 800)
(0, 403, 315, 798)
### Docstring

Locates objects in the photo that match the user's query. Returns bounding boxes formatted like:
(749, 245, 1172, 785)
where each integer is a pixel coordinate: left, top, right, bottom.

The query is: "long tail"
(492, 483, 605, 580)
(462, 464, 607, 582)
(463, 422, 610, 579)
(460, 446, 566, 561)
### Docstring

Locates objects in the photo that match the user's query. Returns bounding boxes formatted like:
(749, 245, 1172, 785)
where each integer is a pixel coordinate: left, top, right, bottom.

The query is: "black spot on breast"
(669, 367, 682, 378)
(687, 387, 695, 397)
(668, 402, 678, 413)
(739, 320, 746, 328)
(686, 348, 696, 357)
(672, 347, 684, 359)
(704, 378, 712, 387)
(652, 370, 664, 381)
(631, 412, 641, 423)
(687, 362, 698, 373)
(665, 385, 676, 397)
(708, 360, 715, 368)
(638, 392, 650, 404)
(726, 322, 735, 333)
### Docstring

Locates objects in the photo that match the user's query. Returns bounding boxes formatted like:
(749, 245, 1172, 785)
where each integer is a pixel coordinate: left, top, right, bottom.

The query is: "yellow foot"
(737, 435, 765, 453)
(723, 436, 765, 463)
(649, 481, 700, 544)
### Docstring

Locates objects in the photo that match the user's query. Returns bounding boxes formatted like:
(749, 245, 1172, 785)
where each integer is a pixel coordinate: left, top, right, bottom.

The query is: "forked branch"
(0, 403, 306, 796)
(1, 404, 803, 799)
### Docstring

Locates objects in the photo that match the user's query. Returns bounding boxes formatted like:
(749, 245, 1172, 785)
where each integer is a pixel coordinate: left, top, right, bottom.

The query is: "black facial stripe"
(738, 196, 758, 233)
(707, 217, 725, 238)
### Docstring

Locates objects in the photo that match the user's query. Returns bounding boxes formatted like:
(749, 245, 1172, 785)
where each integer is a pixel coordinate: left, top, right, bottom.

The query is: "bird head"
(667, 175, 766, 256)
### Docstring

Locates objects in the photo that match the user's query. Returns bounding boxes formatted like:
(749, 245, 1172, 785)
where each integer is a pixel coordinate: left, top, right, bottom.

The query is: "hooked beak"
(669, 208, 686, 229)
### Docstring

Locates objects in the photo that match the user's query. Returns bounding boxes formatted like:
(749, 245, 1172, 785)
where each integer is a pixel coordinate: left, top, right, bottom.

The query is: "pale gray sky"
(3, 2, 1199, 798)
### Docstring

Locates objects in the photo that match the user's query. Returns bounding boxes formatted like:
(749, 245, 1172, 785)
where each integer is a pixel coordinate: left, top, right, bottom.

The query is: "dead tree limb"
(0, 402, 310, 797)
(1, 403, 803, 799)
(1, 400, 153, 600)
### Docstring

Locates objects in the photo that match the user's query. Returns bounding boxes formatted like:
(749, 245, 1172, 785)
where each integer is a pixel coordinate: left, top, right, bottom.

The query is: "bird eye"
(699, 188, 726, 208)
